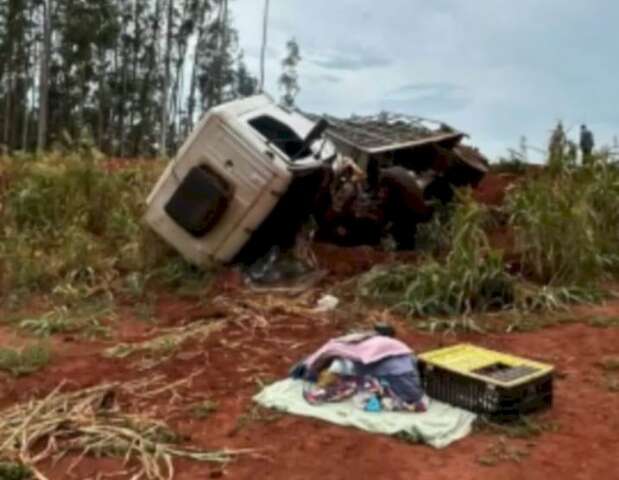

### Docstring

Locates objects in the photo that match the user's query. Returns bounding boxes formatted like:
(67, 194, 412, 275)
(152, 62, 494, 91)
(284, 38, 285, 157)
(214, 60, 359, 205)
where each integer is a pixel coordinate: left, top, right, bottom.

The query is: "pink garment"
(303, 335, 412, 373)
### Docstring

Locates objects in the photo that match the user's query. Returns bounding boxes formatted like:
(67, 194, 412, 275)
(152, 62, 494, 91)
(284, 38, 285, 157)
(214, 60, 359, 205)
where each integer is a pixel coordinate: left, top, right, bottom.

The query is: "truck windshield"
(249, 115, 313, 160)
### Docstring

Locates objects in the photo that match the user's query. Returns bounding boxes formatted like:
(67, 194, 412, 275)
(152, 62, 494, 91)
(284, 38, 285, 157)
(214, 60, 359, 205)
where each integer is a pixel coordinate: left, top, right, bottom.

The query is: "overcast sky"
(230, 0, 619, 161)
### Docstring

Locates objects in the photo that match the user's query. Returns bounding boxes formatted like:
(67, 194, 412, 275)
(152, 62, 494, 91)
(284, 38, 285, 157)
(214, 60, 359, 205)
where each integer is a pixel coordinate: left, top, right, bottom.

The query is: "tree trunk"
(160, 0, 174, 158)
(37, 0, 51, 152)
(186, 2, 210, 136)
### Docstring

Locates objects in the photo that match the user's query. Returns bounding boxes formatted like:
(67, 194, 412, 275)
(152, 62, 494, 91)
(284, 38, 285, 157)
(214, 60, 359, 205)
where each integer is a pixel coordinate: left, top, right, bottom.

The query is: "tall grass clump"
(359, 191, 514, 316)
(359, 163, 612, 319)
(506, 158, 619, 285)
(0, 149, 172, 296)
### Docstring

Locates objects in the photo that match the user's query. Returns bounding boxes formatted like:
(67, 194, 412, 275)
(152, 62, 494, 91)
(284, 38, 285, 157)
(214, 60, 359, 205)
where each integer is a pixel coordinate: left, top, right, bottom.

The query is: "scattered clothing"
(301, 333, 412, 377)
(254, 378, 477, 449)
(293, 333, 426, 412)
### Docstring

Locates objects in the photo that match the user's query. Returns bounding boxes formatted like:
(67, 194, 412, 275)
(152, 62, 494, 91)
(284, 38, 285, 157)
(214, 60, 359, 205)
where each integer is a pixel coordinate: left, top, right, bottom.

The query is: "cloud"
(308, 73, 342, 84)
(381, 82, 471, 115)
(308, 50, 392, 71)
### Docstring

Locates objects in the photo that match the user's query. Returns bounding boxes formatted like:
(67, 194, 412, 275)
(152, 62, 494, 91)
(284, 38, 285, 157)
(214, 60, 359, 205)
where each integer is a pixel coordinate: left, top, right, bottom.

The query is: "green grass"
(0, 462, 33, 480)
(191, 400, 220, 420)
(359, 154, 619, 325)
(588, 316, 619, 328)
(0, 151, 184, 298)
(0, 344, 51, 376)
(506, 160, 619, 285)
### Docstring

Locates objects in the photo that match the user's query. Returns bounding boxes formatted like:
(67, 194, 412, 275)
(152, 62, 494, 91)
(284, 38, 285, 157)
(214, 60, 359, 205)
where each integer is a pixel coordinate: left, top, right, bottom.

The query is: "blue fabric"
(381, 372, 424, 404)
(364, 395, 383, 412)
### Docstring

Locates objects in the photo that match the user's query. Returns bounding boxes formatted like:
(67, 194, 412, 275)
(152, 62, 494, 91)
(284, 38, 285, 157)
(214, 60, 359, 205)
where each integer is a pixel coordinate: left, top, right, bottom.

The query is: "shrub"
(0, 344, 51, 376)
(359, 192, 514, 316)
(506, 160, 619, 285)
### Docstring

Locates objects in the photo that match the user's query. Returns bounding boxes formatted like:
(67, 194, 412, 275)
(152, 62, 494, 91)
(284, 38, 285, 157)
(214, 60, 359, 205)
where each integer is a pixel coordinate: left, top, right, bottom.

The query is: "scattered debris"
(104, 320, 225, 360)
(0, 378, 248, 480)
(313, 294, 340, 313)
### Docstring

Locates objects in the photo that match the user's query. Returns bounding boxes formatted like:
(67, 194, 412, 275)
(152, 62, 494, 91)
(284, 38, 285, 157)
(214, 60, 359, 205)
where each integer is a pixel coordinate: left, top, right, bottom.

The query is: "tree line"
(0, 0, 258, 157)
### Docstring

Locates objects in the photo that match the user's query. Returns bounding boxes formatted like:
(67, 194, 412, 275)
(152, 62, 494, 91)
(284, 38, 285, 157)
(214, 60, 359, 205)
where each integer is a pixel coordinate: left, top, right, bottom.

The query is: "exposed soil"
(473, 172, 522, 207)
(1, 248, 619, 480)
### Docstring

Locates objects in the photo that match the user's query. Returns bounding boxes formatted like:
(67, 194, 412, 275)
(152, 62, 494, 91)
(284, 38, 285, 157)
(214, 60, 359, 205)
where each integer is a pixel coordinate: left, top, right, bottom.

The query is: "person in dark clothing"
(580, 124, 595, 165)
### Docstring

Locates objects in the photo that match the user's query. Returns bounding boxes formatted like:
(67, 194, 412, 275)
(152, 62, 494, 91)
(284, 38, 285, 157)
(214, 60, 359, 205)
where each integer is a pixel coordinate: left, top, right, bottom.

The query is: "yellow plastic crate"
(419, 344, 554, 388)
(418, 344, 554, 418)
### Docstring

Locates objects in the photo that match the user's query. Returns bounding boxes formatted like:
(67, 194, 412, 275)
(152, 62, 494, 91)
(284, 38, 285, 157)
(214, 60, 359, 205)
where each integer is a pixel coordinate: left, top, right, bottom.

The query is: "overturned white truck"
(144, 94, 336, 267)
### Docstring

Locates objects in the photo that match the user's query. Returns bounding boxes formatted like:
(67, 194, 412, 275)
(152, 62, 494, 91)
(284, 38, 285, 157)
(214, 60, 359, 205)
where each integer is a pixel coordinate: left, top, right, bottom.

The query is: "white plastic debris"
(313, 294, 340, 313)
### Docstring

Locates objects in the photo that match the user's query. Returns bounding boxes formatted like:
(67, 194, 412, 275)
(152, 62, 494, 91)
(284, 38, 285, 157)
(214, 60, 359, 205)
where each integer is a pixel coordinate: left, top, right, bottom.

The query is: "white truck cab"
(144, 94, 336, 266)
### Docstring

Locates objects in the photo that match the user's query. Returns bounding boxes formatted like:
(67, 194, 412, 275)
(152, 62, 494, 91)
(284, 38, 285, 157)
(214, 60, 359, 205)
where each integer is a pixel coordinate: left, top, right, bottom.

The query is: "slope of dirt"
(2, 284, 619, 479)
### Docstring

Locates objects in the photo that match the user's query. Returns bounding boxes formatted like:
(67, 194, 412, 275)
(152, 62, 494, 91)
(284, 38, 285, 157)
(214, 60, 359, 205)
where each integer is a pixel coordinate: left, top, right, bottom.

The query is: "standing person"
(580, 124, 595, 165)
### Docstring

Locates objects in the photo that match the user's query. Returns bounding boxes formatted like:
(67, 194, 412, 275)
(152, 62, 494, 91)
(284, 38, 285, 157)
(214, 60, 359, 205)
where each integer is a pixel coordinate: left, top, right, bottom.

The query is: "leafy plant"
(0, 462, 33, 480)
(359, 191, 514, 317)
(0, 344, 51, 376)
(506, 160, 619, 285)
(0, 153, 168, 295)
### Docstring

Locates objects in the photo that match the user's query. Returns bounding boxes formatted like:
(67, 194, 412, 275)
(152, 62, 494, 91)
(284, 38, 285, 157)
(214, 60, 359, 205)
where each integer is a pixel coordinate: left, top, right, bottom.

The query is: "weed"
(0, 344, 51, 376)
(588, 316, 619, 328)
(358, 162, 615, 322)
(505, 161, 619, 285)
(18, 305, 111, 339)
(359, 192, 514, 318)
(0, 462, 33, 480)
(104, 320, 225, 359)
(191, 400, 219, 419)
(0, 153, 169, 296)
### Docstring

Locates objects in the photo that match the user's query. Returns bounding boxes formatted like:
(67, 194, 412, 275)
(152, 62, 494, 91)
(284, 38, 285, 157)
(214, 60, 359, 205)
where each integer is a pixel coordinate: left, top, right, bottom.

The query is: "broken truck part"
(144, 94, 336, 267)
(311, 113, 489, 247)
(320, 113, 488, 191)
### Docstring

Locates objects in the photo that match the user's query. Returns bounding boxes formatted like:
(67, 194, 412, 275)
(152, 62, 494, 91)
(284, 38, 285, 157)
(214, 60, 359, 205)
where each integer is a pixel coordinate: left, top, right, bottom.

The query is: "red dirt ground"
(2, 253, 619, 479)
(473, 172, 522, 207)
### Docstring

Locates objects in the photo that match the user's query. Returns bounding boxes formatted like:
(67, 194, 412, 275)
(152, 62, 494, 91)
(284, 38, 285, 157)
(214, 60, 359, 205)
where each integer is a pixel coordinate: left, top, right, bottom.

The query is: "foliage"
(0, 151, 192, 297)
(279, 38, 301, 108)
(0, 344, 51, 376)
(0, 462, 32, 480)
(0, 0, 257, 156)
(359, 192, 514, 317)
(506, 158, 619, 285)
(358, 174, 612, 320)
(18, 304, 111, 339)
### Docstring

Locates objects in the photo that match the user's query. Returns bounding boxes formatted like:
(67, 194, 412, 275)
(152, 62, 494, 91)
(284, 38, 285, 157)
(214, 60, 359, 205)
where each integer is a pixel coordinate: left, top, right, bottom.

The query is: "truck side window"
(249, 115, 312, 160)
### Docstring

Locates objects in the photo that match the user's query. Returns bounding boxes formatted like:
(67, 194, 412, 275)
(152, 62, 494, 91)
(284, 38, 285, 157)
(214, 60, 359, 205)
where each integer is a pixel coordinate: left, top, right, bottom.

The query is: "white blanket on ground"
(253, 378, 476, 449)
